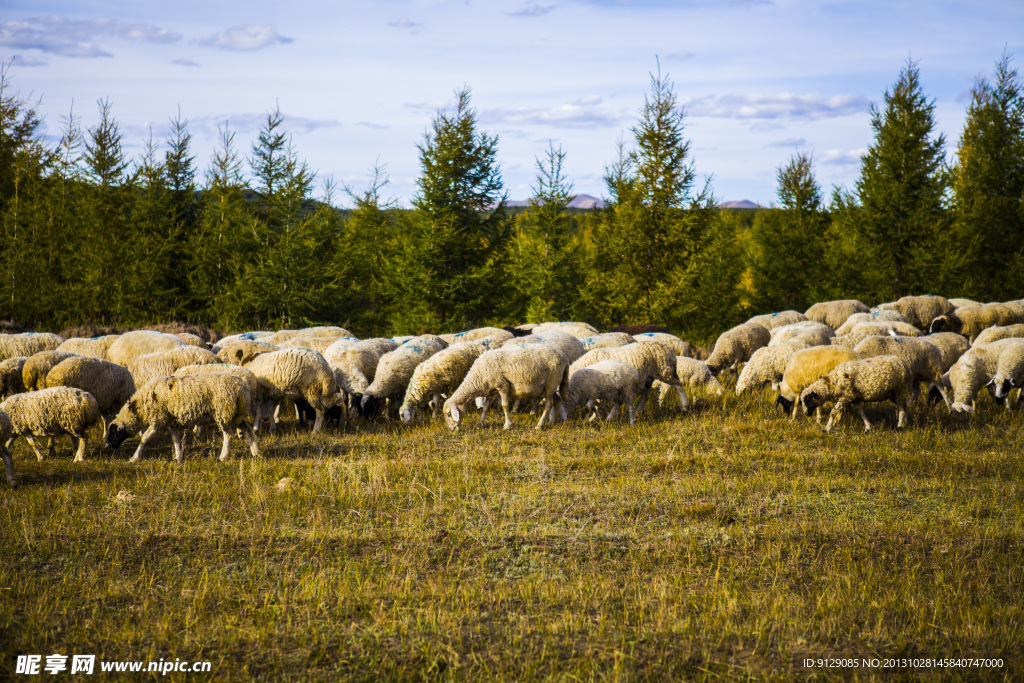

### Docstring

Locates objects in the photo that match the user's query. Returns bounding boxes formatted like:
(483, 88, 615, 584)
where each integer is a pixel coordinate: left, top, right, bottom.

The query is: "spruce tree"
(951, 51, 1024, 299)
(162, 109, 199, 317)
(852, 59, 949, 300)
(747, 152, 829, 312)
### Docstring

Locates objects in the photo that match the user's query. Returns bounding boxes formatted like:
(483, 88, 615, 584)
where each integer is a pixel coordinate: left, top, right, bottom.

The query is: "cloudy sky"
(2, 1, 1021, 206)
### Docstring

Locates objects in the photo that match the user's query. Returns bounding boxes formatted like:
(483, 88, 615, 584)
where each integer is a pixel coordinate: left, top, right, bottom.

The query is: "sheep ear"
(234, 349, 244, 361)
(986, 378, 996, 386)
(451, 406, 461, 423)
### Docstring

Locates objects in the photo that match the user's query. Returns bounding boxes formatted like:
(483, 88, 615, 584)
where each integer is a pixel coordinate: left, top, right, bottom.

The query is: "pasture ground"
(1, 388, 1022, 680)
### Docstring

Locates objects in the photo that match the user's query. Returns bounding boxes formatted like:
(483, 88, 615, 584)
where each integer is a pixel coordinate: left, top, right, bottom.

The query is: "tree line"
(0, 55, 1021, 344)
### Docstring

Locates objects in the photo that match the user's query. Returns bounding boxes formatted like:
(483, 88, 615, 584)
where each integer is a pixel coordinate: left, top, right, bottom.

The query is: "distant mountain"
(496, 194, 606, 210)
(719, 200, 760, 209)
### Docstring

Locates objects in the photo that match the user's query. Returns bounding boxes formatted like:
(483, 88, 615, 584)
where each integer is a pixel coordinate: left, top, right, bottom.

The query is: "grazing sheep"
(359, 337, 446, 419)
(799, 355, 915, 433)
(106, 330, 184, 366)
(777, 346, 863, 418)
(0, 357, 27, 399)
(217, 340, 280, 366)
(571, 342, 686, 413)
(105, 374, 259, 462)
(834, 310, 909, 336)
(443, 344, 569, 430)
(948, 298, 981, 308)
(0, 332, 64, 362)
(1, 387, 100, 462)
(173, 363, 267, 428)
(923, 332, 970, 372)
(438, 327, 514, 345)
(0, 409, 14, 485)
(630, 332, 704, 359)
(875, 295, 955, 331)
(564, 359, 643, 424)
(746, 310, 809, 330)
(608, 323, 670, 336)
(57, 334, 119, 359)
(768, 322, 834, 347)
(175, 332, 210, 349)
(937, 339, 1023, 414)
(243, 347, 342, 433)
(850, 321, 923, 338)
(973, 324, 1024, 347)
(804, 300, 870, 331)
(211, 331, 274, 353)
(989, 339, 1024, 407)
(320, 337, 361, 360)
(327, 339, 396, 401)
(532, 321, 600, 338)
(263, 326, 352, 346)
(127, 346, 220, 388)
(852, 335, 950, 406)
(506, 330, 585, 365)
(45, 356, 135, 432)
(735, 342, 811, 394)
(655, 356, 724, 409)
(929, 303, 1019, 343)
(400, 341, 490, 424)
(831, 324, 918, 350)
(579, 333, 635, 351)
(705, 323, 771, 376)
(278, 337, 340, 354)
(22, 350, 81, 392)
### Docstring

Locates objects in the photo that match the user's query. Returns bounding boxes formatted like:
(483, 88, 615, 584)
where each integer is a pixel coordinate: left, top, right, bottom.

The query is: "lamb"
(989, 339, 1024, 407)
(399, 341, 491, 423)
(0, 332, 64, 362)
(655, 356, 725, 409)
(443, 344, 569, 430)
(104, 374, 259, 462)
(127, 346, 220, 388)
(768, 322, 834, 347)
(106, 330, 184, 366)
(563, 359, 643, 424)
(0, 409, 14, 485)
(735, 342, 811, 394)
(570, 342, 686, 412)
(973, 324, 1024, 347)
(852, 335, 950, 406)
(217, 340, 280, 366)
(359, 337, 446, 419)
(44, 356, 135, 432)
(173, 363, 267, 428)
(242, 347, 342, 433)
(834, 310, 909, 336)
(923, 332, 969, 372)
(1, 387, 101, 461)
(804, 300, 870, 331)
(705, 322, 771, 376)
(21, 350, 81, 392)
(799, 355, 915, 433)
(56, 334, 119, 359)
(776, 346, 863, 417)
(0, 357, 27, 399)
(929, 303, 1018, 343)
(746, 310, 808, 330)
(875, 295, 955, 331)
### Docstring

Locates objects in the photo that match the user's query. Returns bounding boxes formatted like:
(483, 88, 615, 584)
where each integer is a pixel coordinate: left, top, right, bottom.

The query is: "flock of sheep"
(0, 293, 1022, 486)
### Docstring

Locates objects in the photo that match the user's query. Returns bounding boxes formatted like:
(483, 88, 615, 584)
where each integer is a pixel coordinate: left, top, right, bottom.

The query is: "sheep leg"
(929, 381, 951, 408)
(0, 444, 14, 485)
(825, 399, 849, 434)
(72, 434, 88, 462)
(500, 391, 514, 430)
(218, 429, 233, 462)
(675, 385, 690, 412)
(534, 397, 550, 430)
(478, 397, 491, 427)
(253, 404, 262, 432)
(46, 437, 55, 459)
(170, 428, 185, 463)
(312, 409, 324, 434)
(129, 425, 160, 463)
(897, 401, 909, 429)
(815, 407, 823, 425)
(855, 404, 873, 432)
(240, 423, 260, 458)
(606, 403, 620, 421)
(790, 402, 799, 420)
(627, 399, 636, 425)
(25, 436, 45, 461)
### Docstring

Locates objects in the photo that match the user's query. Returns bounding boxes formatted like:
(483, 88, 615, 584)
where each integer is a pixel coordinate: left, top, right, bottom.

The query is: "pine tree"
(951, 51, 1024, 299)
(747, 152, 830, 312)
(851, 59, 949, 300)
(395, 86, 507, 332)
(162, 109, 199, 317)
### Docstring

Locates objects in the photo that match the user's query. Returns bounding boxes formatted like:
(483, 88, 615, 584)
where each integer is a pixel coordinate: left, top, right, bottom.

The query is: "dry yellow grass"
(1, 388, 1022, 680)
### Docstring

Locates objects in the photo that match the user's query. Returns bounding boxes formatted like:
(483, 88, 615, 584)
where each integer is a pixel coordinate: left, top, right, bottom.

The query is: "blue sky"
(2, 1, 1021, 207)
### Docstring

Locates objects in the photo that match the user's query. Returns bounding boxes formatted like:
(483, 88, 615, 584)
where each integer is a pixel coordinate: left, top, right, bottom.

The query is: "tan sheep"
(875, 295, 955, 330)
(0, 332, 64, 362)
(804, 300, 870, 330)
(244, 347, 343, 432)
(705, 323, 771, 376)
(217, 340, 280, 366)
(106, 330, 184, 366)
(359, 337, 446, 419)
(45, 356, 135, 432)
(1, 387, 101, 461)
(56, 334, 119, 359)
(127, 346, 220, 388)
(777, 346, 863, 418)
(923, 332, 969, 372)
(799, 355, 915, 433)
(400, 342, 490, 424)
(928, 303, 1018, 342)
(852, 334, 950, 406)
(22, 350, 81, 392)
(0, 356, 28, 399)
(973, 324, 1024, 346)
(746, 310, 809, 330)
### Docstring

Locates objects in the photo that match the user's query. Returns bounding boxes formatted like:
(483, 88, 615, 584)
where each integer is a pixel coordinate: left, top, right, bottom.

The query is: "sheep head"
(443, 403, 462, 431)
(775, 394, 793, 414)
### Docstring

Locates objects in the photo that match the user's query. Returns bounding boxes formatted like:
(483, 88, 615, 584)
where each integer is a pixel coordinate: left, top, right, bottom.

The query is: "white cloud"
(508, 4, 558, 17)
(682, 92, 871, 121)
(171, 58, 199, 68)
(768, 137, 807, 147)
(197, 25, 293, 52)
(356, 121, 390, 129)
(820, 148, 867, 165)
(479, 96, 629, 129)
(5, 53, 48, 67)
(121, 112, 340, 142)
(0, 16, 180, 58)
(666, 51, 694, 61)
(387, 18, 421, 29)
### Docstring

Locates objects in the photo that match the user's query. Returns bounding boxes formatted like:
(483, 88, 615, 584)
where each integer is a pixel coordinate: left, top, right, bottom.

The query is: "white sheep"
(777, 346, 864, 418)
(0, 409, 14, 485)
(746, 310, 809, 330)
(0, 332, 64, 362)
(400, 341, 489, 424)
(22, 350, 81, 392)
(579, 333, 636, 351)
(571, 342, 686, 413)
(834, 310, 909, 336)
(211, 331, 275, 353)
(655, 356, 724, 409)
(243, 347, 342, 433)
(217, 340, 280, 365)
(948, 298, 981, 308)
(799, 355, 915, 433)
(852, 335, 950, 406)
(359, 337, 446, 419)
(804, 300, 870, 331)
(173, 363, 267, 429)
(630, 332, 704, 359)
(989, 339, 1024, 408)
(768, 321, 834, 347)
(850, 321, 923, 338)
(875, 295, 955, 331)
(106, 330, 184, 366)
(735, 342, 811, 394)
(1, 387, 101, 462)
(443, 344, 569, 430)
(45, 356, 135, 432)
(973, 324, 1024, 347)
(175, 332, 210, 349)
(263, 326, 352, 346)
(0, 356, 27, 399)
(929, 303, 1019, 343)
(937, 339, 1023, 414)
(531, 321, 600, 338)
(438, 327, 514, 345)
(705, 323, 771, 376)
(56, 334, 119, 359)
(105, 374, 259, 462)
(564, 359, 643, 424)
(923, 332, 969, 372)
(127, 346, 220, 388)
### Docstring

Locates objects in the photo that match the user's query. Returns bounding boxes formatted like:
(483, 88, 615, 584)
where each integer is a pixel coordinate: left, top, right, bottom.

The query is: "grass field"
(2, 388, 1022, 680)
